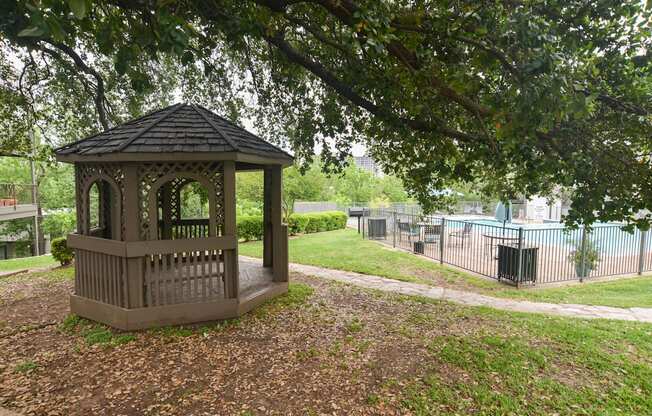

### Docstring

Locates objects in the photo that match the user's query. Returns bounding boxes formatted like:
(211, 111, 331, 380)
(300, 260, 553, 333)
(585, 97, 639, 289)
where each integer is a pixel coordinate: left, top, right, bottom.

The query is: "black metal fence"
(361, 208, 650, 286)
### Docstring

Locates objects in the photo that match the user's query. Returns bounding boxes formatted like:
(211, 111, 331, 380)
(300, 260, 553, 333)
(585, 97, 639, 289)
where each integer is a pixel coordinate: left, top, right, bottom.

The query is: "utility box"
(497, 244, 538, 284)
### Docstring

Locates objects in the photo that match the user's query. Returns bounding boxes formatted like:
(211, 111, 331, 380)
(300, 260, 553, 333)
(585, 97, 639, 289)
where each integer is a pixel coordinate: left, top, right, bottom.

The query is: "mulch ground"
(0, 267, 503, 416)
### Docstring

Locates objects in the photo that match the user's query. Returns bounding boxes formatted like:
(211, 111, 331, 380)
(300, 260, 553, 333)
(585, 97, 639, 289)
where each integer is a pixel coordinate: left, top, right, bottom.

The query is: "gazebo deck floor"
(147, 256, 274, 305)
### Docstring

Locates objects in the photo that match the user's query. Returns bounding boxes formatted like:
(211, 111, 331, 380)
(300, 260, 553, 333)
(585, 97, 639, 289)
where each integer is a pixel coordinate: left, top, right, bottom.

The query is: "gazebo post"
(263, 167, 273, 268)
(223, 160, 239, 298)
(270, 165, 288, 282)
(123, 165, 144, 308)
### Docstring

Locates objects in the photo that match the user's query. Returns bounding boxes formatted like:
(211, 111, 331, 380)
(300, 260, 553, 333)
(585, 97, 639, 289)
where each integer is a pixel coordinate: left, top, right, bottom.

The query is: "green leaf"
(69, 0, 87, 19)
(17, 25, 46, 38)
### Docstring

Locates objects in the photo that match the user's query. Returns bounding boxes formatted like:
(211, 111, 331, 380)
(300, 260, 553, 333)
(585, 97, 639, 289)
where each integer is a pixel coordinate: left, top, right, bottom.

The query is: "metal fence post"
(638, 230, 648, 275)
(392, 211, 397, 248)
(440, 217, 446, 264)
(516, 227, 524, 288)
(579, 226, 587, 283)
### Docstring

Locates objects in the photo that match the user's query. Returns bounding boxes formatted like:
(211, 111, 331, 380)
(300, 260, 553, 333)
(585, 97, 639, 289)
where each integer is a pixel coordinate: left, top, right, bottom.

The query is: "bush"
(289, 211, 347, 235)
(51, 237, 74, 266)
(237, 215, 264, 241)
(288, 213, 310, 234)
(237, 211, 347, 241)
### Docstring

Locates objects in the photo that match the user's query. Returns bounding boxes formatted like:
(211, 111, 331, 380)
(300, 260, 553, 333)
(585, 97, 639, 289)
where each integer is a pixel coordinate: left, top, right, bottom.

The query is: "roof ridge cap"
(109, 103, 185, 153)
(191, 104, 240, 152)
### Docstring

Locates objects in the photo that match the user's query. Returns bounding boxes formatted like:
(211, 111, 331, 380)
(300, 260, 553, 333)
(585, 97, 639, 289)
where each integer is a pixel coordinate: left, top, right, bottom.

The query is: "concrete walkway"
(290, 262, 652, 323)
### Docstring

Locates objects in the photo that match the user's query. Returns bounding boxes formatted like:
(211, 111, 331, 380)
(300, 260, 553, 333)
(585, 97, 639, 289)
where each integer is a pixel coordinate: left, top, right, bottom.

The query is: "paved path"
(290, 262, 652, 323)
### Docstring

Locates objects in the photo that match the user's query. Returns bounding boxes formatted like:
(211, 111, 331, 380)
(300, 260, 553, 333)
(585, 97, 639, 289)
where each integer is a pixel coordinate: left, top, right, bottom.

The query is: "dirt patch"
(0, 270, 634, 415)
(0, 269, 72, 336)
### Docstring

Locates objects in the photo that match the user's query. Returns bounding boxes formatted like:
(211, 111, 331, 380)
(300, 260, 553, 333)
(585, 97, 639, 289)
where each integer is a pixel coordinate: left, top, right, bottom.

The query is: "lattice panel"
(137, 161, 225, 240)
(75, 163, 126, 239)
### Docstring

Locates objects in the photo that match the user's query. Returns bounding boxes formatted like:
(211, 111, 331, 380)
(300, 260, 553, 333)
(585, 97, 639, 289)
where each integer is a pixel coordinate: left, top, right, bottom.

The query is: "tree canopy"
(1, 0, 650, 227)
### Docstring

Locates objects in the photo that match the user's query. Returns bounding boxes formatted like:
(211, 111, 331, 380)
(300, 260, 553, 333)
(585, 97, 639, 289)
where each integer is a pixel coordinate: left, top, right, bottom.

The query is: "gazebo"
(55, 103, 293, 330)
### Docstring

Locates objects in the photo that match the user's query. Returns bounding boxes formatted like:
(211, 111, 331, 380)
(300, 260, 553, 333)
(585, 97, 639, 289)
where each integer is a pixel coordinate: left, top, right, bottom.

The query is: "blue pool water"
(445, 217, 646, 255)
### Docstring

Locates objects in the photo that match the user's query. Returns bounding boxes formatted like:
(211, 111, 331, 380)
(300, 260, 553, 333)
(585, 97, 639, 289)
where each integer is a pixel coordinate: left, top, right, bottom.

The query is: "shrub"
(237, 211, 347, 240)
(288, 213, 310, 234)
(237, 215, 264, 241)
(288, 211, 347, 235)
(51, 237, 74, 266)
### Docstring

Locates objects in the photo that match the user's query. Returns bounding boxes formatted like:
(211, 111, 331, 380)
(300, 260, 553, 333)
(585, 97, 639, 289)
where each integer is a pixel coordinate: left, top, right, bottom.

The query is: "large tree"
(0, 0, 650, 227)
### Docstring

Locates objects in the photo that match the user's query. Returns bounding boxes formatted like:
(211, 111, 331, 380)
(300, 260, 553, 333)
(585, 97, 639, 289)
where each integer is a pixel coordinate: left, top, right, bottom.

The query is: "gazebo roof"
(55, 103, 293, 164)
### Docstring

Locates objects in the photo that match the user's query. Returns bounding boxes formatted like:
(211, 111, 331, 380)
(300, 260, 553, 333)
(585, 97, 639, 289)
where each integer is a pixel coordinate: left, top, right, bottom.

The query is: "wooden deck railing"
(75, 248, 127, 307)
(157, 218, 211, 239)
(68, 233, 237, 308)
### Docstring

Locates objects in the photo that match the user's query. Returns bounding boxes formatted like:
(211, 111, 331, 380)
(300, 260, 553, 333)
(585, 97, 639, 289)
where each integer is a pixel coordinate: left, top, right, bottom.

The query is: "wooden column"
(123, 165, 144, 308)
(263, 167, 273, 267)
(160, 184, 172, 240)
(223, 161, 239, 298)
(270, 166, 288, 282)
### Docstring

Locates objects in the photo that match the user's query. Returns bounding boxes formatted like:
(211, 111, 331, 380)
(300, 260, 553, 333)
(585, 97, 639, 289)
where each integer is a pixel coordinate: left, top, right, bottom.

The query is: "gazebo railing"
(144, 249, 223, 306)
(75, 247, 127, 307)
(68, 233, 237, 308)
(158, 219, 211, 239)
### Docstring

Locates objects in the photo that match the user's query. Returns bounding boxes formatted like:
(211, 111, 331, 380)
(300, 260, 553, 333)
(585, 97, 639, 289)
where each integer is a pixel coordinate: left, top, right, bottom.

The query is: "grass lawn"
(0, 254, 57, 272)
(2, 265, 652, 415)
(240, 228, 652, 308)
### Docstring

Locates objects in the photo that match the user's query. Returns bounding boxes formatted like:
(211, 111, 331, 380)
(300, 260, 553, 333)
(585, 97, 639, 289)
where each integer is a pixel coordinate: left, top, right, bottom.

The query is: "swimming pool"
(448, 217, 646, 255)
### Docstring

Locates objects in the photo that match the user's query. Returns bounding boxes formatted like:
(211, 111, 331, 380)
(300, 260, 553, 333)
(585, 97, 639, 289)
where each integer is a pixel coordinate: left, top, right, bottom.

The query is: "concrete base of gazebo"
(70, 257, 287, 330)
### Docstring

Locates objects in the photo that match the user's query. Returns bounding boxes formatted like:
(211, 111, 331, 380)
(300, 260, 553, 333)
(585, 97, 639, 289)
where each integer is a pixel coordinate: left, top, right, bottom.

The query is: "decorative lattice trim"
(137, 161, 225, 240)
(75, 163, 126, 239)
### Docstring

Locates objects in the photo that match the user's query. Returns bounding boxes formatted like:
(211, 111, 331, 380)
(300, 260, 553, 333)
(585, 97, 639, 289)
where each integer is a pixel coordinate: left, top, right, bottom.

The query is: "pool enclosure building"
(55, 103, 292, 330)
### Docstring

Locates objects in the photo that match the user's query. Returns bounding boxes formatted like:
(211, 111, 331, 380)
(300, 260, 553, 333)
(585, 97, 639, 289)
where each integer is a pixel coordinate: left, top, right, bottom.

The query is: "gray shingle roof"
(55, 103, 293, 161)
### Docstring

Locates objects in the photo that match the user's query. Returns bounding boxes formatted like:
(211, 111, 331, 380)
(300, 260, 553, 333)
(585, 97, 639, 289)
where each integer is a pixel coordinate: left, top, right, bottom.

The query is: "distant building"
(354, 155, 383, 177)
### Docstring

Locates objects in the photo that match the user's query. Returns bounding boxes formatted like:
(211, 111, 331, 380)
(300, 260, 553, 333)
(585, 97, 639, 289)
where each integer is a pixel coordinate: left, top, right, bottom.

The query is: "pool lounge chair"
(449, 222, 473, 248)
(397, 221, 420, 242)
(423, 224, 442, 245)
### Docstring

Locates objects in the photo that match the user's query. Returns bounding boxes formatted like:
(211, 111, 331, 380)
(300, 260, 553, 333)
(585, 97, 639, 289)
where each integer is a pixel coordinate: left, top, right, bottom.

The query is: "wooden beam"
(122, 165, 144, 308)
(263, 167, 273, 267)
(126, 236, 237, 257)
(223, 160, 239, 298)
(270, 165, 288, 282)
(67, 233, 127, 257)
(56, 151, 294, 166)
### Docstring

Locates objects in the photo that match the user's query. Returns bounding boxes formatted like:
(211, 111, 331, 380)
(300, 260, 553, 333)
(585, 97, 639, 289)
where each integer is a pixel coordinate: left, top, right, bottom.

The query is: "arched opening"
(88, 182, 101, 230)
(154, 178, 214, 240)
(86, 179, 119, 239)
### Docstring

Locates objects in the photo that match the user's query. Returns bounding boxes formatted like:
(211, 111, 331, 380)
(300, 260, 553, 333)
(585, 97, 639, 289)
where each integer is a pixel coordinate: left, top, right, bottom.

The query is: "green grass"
(487, 276, 652, 308)
(0, 254, 57, 272)
(240, 228, 652, 309)
(14, 360, 39, 374)
(398, 301, 652, 415)
(239, 228, 483, 286)
(60, 314, 136, 347)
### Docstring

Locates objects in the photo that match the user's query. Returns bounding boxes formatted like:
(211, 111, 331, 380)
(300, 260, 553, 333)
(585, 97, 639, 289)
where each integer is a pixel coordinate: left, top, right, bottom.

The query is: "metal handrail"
(0, 183, 36, 206)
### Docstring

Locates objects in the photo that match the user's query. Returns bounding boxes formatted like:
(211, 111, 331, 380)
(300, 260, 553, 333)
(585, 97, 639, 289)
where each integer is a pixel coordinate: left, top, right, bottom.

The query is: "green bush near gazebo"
(237, 211, 346, 241)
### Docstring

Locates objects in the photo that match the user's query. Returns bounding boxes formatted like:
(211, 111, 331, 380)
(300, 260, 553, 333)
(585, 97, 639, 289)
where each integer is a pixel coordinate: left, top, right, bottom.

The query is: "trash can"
(367, 217, 387, 239)
(413, 241, 425, 254)
(497, 244, 538, 283)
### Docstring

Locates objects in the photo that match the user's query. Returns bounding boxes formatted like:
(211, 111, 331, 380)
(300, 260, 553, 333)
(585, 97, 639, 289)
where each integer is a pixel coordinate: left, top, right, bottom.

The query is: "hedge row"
(237, 211, 347, 241)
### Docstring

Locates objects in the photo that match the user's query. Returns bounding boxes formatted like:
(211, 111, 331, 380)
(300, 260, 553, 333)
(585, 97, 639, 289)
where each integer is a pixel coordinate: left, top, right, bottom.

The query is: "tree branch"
(41, 41, 110, 130)
(302, 0, 494, 118)
(263, 31, 481, 143)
